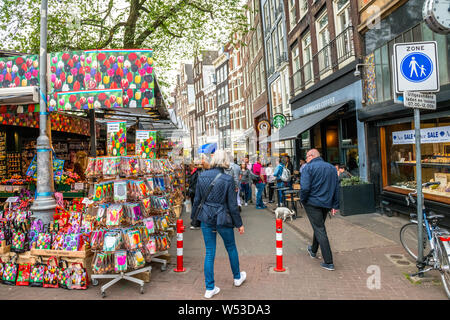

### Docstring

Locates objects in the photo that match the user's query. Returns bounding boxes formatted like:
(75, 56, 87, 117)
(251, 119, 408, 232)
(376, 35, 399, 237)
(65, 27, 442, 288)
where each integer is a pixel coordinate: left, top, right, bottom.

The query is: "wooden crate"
(0, 241, 10, 254)
(30, 244, 91, 259)
(131, 269, 151, 283)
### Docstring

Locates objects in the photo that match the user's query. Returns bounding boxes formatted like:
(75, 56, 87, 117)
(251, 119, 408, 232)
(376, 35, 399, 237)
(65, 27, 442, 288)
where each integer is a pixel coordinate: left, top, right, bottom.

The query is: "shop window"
(382, 117, 450, 203)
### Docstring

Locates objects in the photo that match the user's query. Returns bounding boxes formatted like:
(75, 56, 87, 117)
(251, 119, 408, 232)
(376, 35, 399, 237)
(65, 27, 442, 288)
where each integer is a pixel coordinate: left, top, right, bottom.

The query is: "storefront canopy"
(198, 143, 217, 154)
(261, 103, 346, 143)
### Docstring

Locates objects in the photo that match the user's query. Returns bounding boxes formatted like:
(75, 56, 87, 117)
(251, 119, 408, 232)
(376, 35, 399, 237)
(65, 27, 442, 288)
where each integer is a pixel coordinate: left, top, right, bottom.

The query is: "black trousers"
(268, 182, 275, 202)
(303, 204, 333, 264)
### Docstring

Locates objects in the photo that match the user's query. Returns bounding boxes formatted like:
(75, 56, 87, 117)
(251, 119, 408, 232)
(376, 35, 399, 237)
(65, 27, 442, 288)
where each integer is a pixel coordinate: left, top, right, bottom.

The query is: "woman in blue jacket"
(191, 150, 246, 299)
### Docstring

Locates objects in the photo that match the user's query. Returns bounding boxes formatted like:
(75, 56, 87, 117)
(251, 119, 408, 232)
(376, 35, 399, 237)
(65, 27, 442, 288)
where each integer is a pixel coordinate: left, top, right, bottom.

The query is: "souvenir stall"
(0, 49, 184, 295)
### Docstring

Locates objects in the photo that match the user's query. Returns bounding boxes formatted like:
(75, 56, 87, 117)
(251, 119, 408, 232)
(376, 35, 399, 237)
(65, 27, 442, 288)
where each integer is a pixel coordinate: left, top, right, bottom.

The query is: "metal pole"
(414, 108, 424, 267)
(30, 0, 56, 225)
(89, 109, 97, 157)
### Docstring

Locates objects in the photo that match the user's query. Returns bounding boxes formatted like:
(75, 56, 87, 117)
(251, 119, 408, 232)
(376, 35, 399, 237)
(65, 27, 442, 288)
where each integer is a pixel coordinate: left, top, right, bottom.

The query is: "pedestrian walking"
(225, 153, 242, 211)
(252, 157, 267, 209)
(300, 149, 340, 271)
(243, 156, 253, 203)
(188, 160, 202, 230)
(285, 155, 294, 188)
(273, 158, 288, 207)
(239, 163, 251, 206)
(265, 162, 276, 203)
(191, 150, 246, 299)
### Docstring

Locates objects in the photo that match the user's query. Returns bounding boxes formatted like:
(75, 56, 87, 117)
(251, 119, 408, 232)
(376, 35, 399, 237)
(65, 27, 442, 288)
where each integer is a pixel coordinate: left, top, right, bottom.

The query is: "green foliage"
(0, 0, 249, 90)
(340, 176, 368, 187)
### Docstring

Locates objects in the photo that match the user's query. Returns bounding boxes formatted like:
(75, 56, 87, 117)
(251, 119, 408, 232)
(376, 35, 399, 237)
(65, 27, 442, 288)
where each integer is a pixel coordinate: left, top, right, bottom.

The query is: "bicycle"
(399, 181, 450, 299)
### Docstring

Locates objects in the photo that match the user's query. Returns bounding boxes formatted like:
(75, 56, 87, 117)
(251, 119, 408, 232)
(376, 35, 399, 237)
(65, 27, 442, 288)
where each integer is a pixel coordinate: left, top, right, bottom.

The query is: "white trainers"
(244, 203, 248, 206)
(204, 286, 220, 299)
(234, 271, 247, 287)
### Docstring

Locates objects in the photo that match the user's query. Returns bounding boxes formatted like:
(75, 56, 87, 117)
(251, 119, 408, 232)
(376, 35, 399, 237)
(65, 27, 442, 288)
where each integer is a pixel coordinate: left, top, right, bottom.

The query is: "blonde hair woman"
(191, 149, 246, 298)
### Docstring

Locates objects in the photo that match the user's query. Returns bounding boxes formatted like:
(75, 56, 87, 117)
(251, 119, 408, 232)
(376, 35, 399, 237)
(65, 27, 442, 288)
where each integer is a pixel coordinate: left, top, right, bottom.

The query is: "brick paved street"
(0, 202, 447, 300)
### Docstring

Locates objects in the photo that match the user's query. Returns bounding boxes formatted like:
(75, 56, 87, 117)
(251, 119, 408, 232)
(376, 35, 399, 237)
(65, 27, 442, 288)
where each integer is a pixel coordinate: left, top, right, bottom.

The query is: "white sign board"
(5, 197, 19, 203)
(392, 125, 450, 145)
(404, 91, 436, 110)
(394, 41, 439, 93)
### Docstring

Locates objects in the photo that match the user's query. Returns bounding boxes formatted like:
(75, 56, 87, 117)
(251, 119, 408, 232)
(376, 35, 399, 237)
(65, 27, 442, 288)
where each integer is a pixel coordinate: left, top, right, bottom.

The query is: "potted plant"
(339, 176, 375, 216)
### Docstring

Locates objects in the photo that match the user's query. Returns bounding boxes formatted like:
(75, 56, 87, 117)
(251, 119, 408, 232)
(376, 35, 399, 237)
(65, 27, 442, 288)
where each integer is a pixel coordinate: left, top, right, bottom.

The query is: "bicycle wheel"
(400, 222, 430, 260)
(436, 239, 450, 299)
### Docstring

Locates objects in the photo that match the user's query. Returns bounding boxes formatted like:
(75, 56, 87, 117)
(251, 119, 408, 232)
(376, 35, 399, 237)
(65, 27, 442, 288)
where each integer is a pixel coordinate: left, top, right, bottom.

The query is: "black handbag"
(191, 173, 222, 228)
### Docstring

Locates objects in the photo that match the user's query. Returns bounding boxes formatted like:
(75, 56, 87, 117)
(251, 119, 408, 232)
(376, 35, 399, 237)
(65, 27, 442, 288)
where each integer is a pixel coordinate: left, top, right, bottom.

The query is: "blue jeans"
(255, 182, 266, 208)
(277, 181, 286, 206)
(201, 222, 241, 290)
(241, 183, 251, 203)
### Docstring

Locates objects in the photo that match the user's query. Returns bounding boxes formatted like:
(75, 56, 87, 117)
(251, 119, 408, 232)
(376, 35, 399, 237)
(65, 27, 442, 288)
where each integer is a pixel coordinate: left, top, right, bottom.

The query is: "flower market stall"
(0, 49, 186, 296)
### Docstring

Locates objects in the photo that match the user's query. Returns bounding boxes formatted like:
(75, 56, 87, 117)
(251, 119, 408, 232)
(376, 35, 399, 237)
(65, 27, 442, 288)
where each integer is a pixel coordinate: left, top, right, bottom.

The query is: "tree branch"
(134, 0, 188, 47)
(97, 21, 127, 49)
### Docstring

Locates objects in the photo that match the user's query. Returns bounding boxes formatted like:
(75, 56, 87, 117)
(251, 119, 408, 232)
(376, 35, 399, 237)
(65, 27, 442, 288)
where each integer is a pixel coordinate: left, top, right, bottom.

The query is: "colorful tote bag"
(30, 257, 46, 287)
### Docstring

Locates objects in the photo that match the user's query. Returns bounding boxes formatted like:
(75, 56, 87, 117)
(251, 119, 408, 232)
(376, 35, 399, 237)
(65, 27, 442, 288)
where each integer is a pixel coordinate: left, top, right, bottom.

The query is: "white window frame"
(302, 32, 313, 85)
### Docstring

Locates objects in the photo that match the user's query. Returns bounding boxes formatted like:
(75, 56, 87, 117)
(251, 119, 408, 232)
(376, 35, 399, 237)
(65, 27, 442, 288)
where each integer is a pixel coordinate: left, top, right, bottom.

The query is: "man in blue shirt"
(300, 149, 340, 271)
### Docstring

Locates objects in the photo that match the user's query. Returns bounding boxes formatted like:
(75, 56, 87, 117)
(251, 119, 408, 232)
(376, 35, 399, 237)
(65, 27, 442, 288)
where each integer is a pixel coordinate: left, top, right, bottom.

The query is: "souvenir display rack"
(84, 156, 179, 297)
(0, 132, 6, 179)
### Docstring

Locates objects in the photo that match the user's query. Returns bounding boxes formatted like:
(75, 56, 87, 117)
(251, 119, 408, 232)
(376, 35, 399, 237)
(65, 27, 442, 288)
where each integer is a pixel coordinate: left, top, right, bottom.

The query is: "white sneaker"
(204, 286, 220, 299)
(234, 271, 247, 287)
(244, 203, 248, 206)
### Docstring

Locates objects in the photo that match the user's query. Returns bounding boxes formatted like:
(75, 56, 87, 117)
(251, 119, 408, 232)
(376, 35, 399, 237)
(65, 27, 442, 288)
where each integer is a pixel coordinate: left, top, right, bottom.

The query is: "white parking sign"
(394, 41, 439, 93)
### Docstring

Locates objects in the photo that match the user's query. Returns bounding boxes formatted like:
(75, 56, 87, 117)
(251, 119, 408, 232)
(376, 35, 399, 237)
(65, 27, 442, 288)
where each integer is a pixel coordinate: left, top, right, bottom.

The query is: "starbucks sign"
(273, 114, 287, 129)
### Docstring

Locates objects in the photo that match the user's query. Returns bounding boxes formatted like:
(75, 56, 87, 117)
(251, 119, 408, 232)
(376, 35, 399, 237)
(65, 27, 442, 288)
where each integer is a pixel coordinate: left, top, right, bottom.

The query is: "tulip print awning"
(48, 49, 154, 111)
(56, 89, 123, 111)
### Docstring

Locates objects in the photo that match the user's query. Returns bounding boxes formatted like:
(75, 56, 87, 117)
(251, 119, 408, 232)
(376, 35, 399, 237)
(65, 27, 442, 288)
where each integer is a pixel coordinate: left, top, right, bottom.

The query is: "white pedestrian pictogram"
(420, 65, 426, 77)
(409, 57, 419, 78)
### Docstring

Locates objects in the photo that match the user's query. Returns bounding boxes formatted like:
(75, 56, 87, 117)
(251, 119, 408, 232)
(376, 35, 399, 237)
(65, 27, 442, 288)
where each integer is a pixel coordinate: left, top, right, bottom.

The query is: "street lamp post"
(30, 0, 57, 225)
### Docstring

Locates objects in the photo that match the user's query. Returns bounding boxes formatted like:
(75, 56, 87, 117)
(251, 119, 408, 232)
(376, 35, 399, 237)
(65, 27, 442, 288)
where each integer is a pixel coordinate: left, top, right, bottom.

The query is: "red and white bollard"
(273, 218, 286, 272)
(174, 219, 186, 272)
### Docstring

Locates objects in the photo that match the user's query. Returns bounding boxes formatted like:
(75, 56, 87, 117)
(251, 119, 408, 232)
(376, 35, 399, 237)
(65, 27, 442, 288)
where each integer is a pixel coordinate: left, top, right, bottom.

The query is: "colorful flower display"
(0, 54, 39, 89)
(107, 121, 127, 157)
(136, 130, 157, 159)
(0, 111, 89, 135)
(55, 89, 123, 111)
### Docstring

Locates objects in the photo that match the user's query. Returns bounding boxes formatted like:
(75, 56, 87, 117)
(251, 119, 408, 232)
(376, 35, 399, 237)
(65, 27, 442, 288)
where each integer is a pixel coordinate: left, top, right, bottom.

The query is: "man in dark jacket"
(300, 149, 339, 271)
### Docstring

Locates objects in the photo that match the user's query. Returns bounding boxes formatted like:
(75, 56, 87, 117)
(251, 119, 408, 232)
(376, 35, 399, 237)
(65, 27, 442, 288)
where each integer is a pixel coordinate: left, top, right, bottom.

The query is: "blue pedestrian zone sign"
(400, 52, 433, 83)
(394, 41, 439, 93)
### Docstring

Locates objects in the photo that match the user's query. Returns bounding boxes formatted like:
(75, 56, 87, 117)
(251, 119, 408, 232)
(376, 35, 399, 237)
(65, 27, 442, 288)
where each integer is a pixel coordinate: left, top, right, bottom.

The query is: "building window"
(381, 117, 450, 202)
(299, 0, 308, 19)
(266, 39, 273, 74)
(256, 64, 261, 96)
(302, 32, 313, 84)
(278, 21, 285, 59)
(288, 0, 296, 31)
(257, 23, 262, 50)
(259, 59, 266, 93)
(316, 11, 331, 73)
(292, 44, 301, 90)
(272, 32, 279, 66)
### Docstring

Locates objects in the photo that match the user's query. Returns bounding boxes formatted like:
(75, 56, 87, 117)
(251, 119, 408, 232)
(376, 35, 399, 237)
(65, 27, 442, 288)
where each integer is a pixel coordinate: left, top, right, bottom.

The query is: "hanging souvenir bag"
(29, 257, 45, 287)
(0, 258, 4, 279)
(11, 222, 27, 253)
(2, 254, 18, 285)
(58, 259, 72, 290)
(36, 224, 52, 250)
(28, 218, 43, 249)
(43, 256, 59, 288)
(70, 262, 88, 290)
(114, 250, 127, 273)
(85, 157, 96, 178)
(16, 262, 31, 286)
